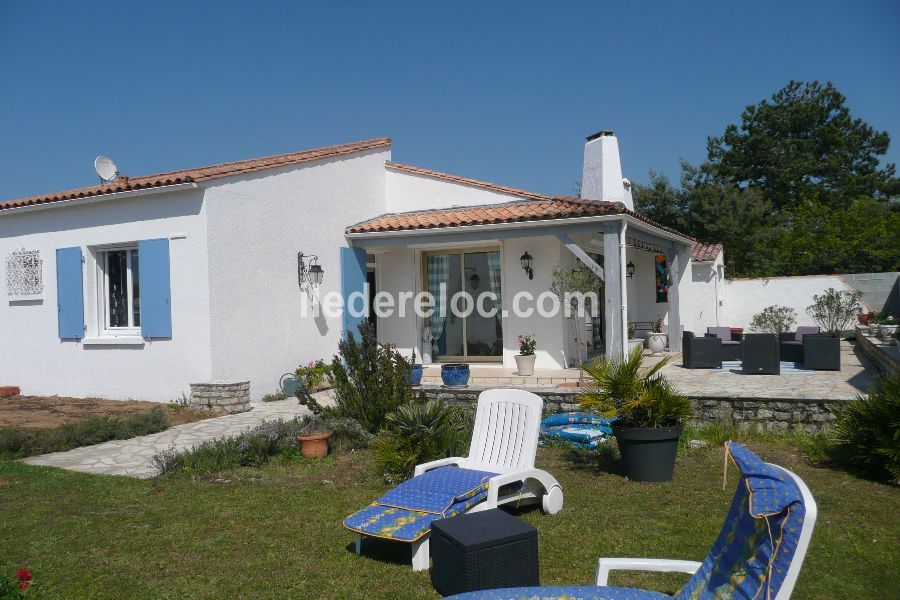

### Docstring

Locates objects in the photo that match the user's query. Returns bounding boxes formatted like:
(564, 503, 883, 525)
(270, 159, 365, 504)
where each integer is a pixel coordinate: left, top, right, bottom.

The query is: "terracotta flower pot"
(0, 386, 20, 397)
(296, 432, 331, 458)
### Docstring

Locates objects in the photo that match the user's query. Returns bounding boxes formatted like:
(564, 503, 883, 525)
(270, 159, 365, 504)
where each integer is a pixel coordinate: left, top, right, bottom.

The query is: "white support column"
(665, 244, 683, 352)
(602, 223, 626, 360)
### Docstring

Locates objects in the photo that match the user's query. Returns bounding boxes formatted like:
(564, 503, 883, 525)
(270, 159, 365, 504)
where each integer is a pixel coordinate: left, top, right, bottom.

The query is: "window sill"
(82, 336, 145, 346)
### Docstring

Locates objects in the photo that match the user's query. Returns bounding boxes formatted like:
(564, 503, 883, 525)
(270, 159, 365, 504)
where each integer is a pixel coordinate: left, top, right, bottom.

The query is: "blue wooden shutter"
(340, 246, 368, 339)
(56, 247, 85, 339)
(138, 238, 172, 338)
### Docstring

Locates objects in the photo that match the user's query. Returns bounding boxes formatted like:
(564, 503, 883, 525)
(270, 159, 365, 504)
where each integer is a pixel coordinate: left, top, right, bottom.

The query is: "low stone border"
(855, 329, 899, 379)
(418, 384, 843, 433)
(189, 380, 251, 414)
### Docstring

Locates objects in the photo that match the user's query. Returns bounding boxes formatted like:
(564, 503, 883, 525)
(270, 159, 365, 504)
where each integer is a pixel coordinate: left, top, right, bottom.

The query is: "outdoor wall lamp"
(626, 261, 636, 279)
(298, 252, 324, 291)
(520, 251, 534, 280)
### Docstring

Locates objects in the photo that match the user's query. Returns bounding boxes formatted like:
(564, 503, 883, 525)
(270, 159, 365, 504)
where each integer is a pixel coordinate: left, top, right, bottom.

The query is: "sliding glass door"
(425, 249, 502, 362)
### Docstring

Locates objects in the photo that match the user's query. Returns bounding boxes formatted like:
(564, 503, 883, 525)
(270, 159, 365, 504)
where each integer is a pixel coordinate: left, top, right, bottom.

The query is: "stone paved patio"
(660, 340, 873, 400)
(21, 396, 313, 478)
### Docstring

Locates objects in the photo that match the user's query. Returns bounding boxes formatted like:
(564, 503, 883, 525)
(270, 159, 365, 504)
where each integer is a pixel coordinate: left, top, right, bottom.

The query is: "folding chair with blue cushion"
(446, 441, 817, 599)
(345, 389, 564, 570)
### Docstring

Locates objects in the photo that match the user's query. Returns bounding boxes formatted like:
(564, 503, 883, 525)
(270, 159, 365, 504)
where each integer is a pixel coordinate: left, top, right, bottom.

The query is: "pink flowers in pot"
(516, 335, 536, 356)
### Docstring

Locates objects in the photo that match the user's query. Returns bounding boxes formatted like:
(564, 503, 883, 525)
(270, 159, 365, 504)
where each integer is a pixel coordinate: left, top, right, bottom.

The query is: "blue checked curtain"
(487, 251, 502, 324)
(427, 255, 449, 346)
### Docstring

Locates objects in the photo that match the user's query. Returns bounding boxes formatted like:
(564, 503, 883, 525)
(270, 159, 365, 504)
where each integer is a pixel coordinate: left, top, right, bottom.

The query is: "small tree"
(550, 263, 603, 378)
(297, 321, 412, 433)
(749, 305, 797, 336)
(806, 288, 864, 337)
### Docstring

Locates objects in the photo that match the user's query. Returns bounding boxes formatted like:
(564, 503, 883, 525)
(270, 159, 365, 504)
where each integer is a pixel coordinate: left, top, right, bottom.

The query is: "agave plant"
(578, 346, 692, 428)
(831, 374, 900, 482)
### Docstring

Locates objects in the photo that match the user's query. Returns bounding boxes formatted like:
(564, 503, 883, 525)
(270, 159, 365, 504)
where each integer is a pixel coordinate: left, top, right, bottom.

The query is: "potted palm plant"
(578, 347, 692, 482)
(515, 335, 537, 376)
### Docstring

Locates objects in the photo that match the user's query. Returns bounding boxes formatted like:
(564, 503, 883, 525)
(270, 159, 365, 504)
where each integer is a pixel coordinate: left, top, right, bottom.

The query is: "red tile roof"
(0, 138, 391, 211)
(347, 193, 694, 242)
(691, 242, 723, 261)
(387, 162, 553, 200)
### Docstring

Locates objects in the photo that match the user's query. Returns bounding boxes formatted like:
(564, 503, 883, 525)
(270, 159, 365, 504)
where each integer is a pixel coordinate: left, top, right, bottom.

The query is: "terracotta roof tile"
(0, 137, 391, 211)
(691, 241, 723, 261)
(347, 193, 694, 242)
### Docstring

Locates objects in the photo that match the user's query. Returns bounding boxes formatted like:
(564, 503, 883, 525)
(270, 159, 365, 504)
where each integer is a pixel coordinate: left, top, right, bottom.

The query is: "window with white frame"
(98, 247, 141, 332)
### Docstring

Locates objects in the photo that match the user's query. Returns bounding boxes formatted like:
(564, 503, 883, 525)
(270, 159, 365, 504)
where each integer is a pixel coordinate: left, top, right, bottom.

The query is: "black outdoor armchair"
(779, 326, 821, 363)
(803, 335, 841, 371)
(683, 331, 723, 369)
(706, 327, 742, 361)
(741, 333, 780, 375)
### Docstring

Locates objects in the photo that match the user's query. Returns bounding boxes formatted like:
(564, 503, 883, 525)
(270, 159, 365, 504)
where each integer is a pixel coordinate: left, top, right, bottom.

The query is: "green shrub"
(374, 400, 474, 480)
(296, 359, 332, 391)
(152, 415, 372, 476)
(579, 347, 692, 428)
(0, 407, 169, 459)
(298, 321, 412, 433)
(831, 374, 900, 482)
(749, 305, 798, 335)
(261, 392, 288, 403)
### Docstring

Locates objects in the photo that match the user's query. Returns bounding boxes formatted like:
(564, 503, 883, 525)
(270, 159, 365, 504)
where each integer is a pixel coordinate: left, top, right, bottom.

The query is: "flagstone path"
(21, 396, 320, 478)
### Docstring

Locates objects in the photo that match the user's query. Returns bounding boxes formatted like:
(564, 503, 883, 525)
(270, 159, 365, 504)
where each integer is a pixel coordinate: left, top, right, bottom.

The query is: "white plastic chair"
(595, 461, 817, 599)
(357, 389, 564, 571)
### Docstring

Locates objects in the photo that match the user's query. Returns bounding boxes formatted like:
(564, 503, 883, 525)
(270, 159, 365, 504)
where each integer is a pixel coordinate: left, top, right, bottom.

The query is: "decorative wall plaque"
(6, 248, 43, 298)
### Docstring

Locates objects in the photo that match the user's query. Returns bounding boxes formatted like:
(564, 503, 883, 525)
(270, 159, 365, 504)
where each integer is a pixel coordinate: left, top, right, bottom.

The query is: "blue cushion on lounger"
(447, 586, 671, 599)
(344, 466, 498, 542)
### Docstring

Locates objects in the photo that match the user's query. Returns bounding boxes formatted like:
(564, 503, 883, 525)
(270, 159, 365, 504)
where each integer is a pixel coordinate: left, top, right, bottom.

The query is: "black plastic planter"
(612, 423, 683, 482)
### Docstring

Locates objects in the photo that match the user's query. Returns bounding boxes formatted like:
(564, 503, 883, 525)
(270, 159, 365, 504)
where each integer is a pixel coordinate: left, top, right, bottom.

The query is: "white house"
(1, 133, 725, 401)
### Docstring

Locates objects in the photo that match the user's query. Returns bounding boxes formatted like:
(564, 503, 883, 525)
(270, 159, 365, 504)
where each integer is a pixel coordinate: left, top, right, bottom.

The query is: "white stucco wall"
(501, 235, 568, 369)
(683, 253, 725, 335)
(0, 189, 212, 400)
(625, 247, 668, 327)
(386, 168, 536, 214)
(372, 234, 569, 370)
(204, 148, 390, 398)
(723, 274, 856, 329)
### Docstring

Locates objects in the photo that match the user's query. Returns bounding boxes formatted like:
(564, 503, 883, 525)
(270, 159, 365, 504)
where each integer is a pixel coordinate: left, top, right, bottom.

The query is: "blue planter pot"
(410, 364, 424, 386)
(440, 363, 470, 387)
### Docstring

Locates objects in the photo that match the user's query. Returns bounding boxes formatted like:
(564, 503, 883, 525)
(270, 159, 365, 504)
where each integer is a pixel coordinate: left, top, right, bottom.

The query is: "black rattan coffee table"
(430, 508, 539, 597)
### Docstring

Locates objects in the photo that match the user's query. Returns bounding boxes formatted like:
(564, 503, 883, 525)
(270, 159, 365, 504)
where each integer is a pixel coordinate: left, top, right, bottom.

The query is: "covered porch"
(343, 201, 695, 371)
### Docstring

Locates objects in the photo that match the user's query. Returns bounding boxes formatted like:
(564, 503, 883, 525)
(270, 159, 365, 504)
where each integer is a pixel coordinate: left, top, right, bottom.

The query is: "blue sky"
(1, 0, 898, 202)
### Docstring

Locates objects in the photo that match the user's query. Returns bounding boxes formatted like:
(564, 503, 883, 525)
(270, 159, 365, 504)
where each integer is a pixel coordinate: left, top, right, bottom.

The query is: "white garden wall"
(0, 189, 212, 401)
(723, 274, 857, 329)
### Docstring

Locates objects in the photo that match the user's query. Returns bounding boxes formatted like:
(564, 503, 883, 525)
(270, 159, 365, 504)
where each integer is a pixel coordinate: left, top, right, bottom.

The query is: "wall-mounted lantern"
(626, 261, 636, 279)
(519, 251, 534, 280)
(298, 252, 324, 291)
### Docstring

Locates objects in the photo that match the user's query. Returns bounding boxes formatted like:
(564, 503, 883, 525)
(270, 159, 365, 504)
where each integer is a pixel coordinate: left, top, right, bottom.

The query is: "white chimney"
(581, 130, 633, 210)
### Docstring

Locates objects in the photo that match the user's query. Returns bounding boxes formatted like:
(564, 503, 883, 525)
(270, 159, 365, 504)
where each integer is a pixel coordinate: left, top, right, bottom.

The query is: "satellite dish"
(94, 156, 118, 182)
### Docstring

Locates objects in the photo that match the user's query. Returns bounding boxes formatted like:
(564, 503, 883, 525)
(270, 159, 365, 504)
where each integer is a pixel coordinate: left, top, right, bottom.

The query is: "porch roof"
(346, 195, 695, 243)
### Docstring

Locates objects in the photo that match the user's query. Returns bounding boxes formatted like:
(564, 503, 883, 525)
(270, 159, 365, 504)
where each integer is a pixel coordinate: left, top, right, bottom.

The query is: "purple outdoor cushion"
(722, 340, 740, 345)
(795, 326, 820, 341)
(707, 327, 732, 342)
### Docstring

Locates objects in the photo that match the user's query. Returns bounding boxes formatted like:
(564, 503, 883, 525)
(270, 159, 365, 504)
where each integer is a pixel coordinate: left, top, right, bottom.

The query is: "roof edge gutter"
(0, 182, 200, 215)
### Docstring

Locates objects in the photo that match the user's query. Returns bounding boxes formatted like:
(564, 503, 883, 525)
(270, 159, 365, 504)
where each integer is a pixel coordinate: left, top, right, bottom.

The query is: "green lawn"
(1, 443, 897, 599)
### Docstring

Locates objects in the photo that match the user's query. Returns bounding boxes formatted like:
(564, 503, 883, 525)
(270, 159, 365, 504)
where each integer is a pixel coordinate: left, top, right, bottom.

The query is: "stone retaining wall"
(418, 384, 843, 433)
(189, 380, 251, 414)
(855, 329, 899, 379)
